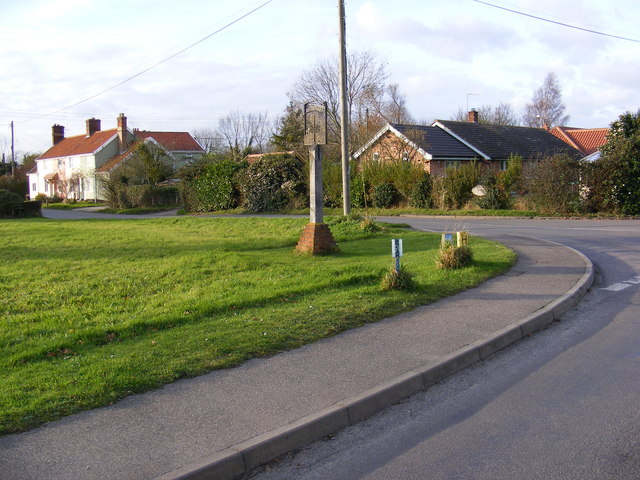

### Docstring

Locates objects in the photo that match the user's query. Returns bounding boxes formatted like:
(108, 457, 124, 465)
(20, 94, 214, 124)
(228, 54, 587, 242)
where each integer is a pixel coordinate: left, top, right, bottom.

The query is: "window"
(402, 151, 410, 162)
(372, 152, 380, 162)
(445, 160, 461, 169)
(500, 160, 508, 171)
(32, 183, 36, 192)
(45, 182, 49, 193)
(57, 159, 64, 169)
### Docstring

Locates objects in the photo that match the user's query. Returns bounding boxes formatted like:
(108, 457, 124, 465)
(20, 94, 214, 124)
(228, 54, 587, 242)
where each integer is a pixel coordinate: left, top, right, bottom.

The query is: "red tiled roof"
(38, 129, 118, 160)
(551, 127, 609, 155)
(95, 145, 136, 173)
(134, 131, 203, 152)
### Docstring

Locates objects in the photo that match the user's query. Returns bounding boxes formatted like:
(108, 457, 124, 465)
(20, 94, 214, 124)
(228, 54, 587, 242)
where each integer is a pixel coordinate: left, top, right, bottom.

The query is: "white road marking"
(601, 276, 640, 291)
(601, 283, 632, 292)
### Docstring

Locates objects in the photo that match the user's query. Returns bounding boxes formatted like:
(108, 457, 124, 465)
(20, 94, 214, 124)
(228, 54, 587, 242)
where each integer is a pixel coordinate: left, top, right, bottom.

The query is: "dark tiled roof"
(390, 124, 480, 159)
(436, 121, 582, 160)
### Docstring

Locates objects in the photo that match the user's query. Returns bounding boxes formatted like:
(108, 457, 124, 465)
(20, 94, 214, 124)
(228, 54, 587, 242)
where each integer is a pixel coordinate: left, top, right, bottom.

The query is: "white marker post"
(392, 238, 403, 272)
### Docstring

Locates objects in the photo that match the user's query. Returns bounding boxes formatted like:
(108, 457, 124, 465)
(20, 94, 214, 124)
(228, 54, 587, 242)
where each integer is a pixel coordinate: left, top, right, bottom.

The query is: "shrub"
(526, 154, 582, 214)
(500, 155, 524, 194)
(436, 244, 474, 269)
(381, 265, 414, 291)
(127, 185, 179, 208)
(0, 175, 27, 198)
(240, 154, 306, 212)
(477, 174, 510, 210)
(595, 110, 640, 215)
(180, 158, 246, 212)
(410, 174, 433, 208)
(0, 189, 23, 209)
(350, 175, 368, 209)
(371, 182, 398, 208)
(433, 162, 481, 209)
(322, 161, 343, 208)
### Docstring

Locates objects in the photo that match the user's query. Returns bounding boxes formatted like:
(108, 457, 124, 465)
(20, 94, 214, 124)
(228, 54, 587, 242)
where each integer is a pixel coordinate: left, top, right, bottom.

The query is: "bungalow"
(28, 114, 204, 201)
(354, 110, 582, 174)
(352, 123, 483, 176)
(433, 110, 582, 170)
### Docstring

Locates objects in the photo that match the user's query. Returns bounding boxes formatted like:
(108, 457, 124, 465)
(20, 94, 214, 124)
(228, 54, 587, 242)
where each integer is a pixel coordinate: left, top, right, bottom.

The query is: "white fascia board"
(432, 121, 491, 160)
(388, 124, 430, 160)
(352, 124, 393, 159)
(352, 123, 430, 161)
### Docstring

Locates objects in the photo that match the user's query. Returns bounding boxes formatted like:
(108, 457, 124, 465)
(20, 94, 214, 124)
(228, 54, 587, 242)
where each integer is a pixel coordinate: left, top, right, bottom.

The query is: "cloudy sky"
(1, 0, 638, 156)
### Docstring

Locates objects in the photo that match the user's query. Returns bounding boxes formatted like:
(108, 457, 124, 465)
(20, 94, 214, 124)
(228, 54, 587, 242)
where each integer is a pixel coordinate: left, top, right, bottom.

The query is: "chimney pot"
(86, 118, 101, 136)
(52, 124, 65, 145)
(117, 113, 128, 150)
(468, 109, 479, 123)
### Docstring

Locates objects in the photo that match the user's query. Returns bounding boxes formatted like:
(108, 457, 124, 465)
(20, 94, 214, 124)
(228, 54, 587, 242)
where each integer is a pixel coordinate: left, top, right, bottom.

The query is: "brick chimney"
(52, 124, 65, 145)
(86, 118, 101, 136)
(117, 113, 128, 151)
(468, 109, 479, 123)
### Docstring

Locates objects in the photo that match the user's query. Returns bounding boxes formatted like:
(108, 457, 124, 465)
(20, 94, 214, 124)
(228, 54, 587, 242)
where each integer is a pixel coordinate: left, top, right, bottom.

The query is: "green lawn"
(0, 216, 515, 434)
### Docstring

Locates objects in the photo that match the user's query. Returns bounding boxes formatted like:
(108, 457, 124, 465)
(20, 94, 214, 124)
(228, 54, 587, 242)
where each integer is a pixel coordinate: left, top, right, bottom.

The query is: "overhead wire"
(474, 0, 640, 43)
(32, 0, 274, 121)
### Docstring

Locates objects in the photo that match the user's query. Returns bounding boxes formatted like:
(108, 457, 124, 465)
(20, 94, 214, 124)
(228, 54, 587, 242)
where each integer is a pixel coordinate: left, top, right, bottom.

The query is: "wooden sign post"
(296, 103, 338, 254)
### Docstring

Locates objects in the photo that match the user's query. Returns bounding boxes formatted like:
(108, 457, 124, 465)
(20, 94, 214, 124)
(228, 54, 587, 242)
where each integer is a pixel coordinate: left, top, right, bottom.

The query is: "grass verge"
(0, 216, 515, 434)
(42, 202, 104, 210)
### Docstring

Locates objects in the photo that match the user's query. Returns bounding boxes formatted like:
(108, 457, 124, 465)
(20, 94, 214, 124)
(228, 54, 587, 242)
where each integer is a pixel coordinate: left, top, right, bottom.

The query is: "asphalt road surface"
(246, 217, 640, 480)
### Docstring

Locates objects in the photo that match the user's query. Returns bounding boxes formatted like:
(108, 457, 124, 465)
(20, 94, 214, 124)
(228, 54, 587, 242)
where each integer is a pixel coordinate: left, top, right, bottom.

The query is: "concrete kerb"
(155, 240, 595, 480)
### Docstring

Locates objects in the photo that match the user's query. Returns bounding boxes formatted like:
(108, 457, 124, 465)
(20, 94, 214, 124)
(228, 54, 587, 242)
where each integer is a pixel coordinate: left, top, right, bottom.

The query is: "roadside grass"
(0, 216, 515, 434)
(187, 207, 537, 217)
(98, 206, 173, 214)
(43, 202, 103, 210)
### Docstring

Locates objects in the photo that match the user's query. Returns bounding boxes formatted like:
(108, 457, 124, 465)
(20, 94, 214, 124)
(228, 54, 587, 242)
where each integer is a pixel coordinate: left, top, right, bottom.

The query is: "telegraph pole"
(338, 0, 350, 215)
(10, 121, 15, 177)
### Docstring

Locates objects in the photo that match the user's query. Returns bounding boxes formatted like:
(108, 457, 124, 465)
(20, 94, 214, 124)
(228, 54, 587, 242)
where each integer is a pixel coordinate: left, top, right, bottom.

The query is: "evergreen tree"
(271, 102, 304, 154)
(599, 110, 640, 214)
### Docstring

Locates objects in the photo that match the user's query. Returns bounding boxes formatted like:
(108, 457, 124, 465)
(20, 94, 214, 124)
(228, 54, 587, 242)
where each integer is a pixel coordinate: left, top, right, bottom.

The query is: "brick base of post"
(296, 223, 339, 255)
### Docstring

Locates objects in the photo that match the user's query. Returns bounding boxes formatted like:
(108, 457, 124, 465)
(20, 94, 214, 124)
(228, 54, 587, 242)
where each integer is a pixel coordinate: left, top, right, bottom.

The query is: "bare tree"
(523, 72, 569, 128)
(288, 50, 389, 144)
(380, 83, 414, 124)
(192, 127, 224, 154)
(492, 102, 520, 126)
(451, 103, 519, 125)
(216, 111, 273, 160)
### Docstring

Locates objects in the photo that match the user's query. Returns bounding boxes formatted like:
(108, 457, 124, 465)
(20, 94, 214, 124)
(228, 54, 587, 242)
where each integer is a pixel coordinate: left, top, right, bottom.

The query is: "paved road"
(248, 216, 640, 480)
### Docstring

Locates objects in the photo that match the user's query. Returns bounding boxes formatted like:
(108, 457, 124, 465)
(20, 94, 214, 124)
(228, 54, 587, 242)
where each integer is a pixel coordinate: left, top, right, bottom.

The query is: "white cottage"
(28, 114, 204, 201)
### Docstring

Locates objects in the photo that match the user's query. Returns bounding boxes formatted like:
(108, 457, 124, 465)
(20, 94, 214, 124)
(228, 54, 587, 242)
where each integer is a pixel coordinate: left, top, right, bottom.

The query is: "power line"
(474, 0, 640, 43)
(36, 0, 274, 120)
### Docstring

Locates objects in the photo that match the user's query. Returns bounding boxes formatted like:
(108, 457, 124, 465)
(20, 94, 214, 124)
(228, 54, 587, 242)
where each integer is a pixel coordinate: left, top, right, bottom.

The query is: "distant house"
(551, 126, 609, 161)
(433, 111, 582, 170)
(353, 110, 582, 175)
(352, 123, 482, 176)
(27, 114, 204, 201)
